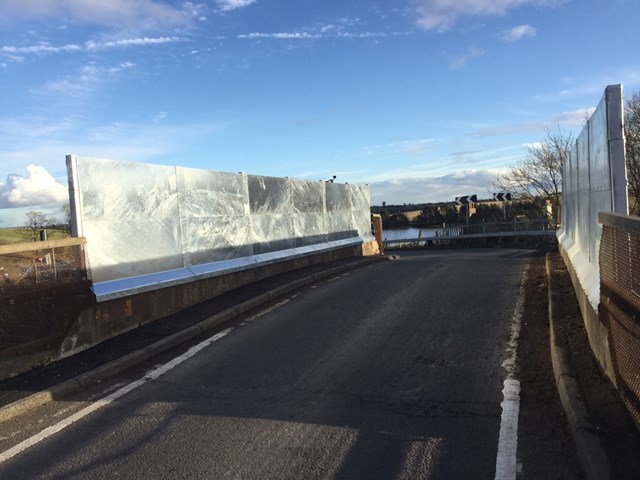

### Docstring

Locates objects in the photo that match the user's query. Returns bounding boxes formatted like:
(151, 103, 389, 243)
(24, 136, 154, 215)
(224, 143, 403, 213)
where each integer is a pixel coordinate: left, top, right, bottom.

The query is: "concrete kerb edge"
(545, 253, 611, 480)
(0, 255, 386, 424)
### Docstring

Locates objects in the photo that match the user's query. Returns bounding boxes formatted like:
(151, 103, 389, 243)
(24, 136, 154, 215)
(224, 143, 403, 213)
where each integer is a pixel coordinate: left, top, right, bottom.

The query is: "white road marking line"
(0, 328, 232, 465)
(244, 299, 290, 323)
(495, 379, 521, 480)
(494, 264, 528, 480)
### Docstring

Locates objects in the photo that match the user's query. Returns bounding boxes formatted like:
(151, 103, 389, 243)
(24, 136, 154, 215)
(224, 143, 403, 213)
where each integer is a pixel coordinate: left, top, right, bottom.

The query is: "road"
(0, 249, 580, 479)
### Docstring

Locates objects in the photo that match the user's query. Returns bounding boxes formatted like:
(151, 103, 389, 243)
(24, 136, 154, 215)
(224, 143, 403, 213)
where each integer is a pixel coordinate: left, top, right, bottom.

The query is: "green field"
(0, 228, 70, 245)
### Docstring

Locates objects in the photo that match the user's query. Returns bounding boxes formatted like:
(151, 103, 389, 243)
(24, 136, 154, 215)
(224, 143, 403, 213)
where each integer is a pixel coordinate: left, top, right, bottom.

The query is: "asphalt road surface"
(0, 249, 580, 479)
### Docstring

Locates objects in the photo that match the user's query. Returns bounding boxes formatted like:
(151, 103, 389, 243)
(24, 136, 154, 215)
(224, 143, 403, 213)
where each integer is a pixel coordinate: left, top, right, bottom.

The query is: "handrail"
(598, 211, 640, 233)
(0, 237, 86, 255)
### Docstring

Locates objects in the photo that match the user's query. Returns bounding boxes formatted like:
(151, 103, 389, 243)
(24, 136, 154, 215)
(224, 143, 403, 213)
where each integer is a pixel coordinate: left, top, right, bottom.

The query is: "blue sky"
(1, 0, 639, 226)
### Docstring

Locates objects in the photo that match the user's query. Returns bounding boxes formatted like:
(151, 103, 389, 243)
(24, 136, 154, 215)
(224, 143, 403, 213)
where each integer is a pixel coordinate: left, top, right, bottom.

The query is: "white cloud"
(36, 61, 138, 97)
(238, 31, 407, 40)
(1, 37, 185, 64)
(413, 0, 564, 31)
(0, 0, 191, 29)
(1, 43, 82, 55)
(108, 61, 136, 73)
(500, 24, 537, 41)
(217, 0, 257, 12)
(86, 36, 185, 49)
(239, 32, 320, 40)
(473, 107, 596, 136)
(0, 165, 68, 208)
(369, 169, 503, 205)
(449, 47, 486, 70)
(552, 108, 596, 125)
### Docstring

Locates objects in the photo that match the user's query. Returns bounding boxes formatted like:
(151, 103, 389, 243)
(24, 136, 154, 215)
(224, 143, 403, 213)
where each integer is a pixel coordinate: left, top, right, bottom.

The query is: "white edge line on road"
(495, 379, 521, 480)
(0, 328, 233, 465)
(494, 263, 528, 480)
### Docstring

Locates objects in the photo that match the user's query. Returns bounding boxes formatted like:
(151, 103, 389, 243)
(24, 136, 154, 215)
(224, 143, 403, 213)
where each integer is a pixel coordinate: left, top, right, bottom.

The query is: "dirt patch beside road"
(517, 252, 583, 479)
(516, 251, 640, 479)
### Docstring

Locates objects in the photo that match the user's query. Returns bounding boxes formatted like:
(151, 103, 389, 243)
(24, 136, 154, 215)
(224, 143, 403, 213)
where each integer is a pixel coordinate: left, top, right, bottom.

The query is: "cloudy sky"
(1, 0, 639, 225)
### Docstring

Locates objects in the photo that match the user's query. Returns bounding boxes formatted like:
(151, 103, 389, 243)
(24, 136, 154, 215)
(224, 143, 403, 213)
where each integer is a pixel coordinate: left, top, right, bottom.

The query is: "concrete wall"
(557, 84, 628, 381)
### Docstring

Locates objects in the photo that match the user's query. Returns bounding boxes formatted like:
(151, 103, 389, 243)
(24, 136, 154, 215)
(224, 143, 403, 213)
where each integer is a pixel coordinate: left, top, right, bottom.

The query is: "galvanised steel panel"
(250, 213, 295, 254)
(177, 167, 246, 217)
(293, 213, 327, 247)
(291, 178, 324, 214)
(326, 182, 351, 212)
(181, 215, 253, 266)
(248, 175, 290, 215)
(67, 156, 371, 289)
(606, 85, 628, 213)
(349, 184, 372, 235)
(576, 125, 591, 254)
(83, 218, 183, 282)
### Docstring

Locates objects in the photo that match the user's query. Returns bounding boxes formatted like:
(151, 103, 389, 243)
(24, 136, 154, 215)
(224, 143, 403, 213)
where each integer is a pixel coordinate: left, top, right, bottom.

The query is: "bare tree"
(493, 128, 574, 223)
(22, 211, 50, 242)
(61, 203, 72, 234)
(625, 90, 640, 216)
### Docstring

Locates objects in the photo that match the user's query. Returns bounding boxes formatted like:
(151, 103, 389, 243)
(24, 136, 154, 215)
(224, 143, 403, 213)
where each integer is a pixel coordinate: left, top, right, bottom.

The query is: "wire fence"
(382, 218, 555, 248)
(0, 238, 92, 355)
(599, 212, 640, 426)
(457, 218, 555, 236)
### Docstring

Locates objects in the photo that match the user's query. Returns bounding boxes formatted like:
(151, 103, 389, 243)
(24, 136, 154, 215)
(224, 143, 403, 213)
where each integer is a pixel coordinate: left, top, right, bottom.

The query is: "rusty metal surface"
(599, 221, 640, 425)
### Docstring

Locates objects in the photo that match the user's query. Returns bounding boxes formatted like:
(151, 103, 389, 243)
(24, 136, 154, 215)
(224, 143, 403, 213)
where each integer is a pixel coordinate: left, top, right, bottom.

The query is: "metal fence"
(598, 212, 640, 425)
(457, 218, 554, 236)
(383, 219, 555, 248)
(0, 238, 92, 356)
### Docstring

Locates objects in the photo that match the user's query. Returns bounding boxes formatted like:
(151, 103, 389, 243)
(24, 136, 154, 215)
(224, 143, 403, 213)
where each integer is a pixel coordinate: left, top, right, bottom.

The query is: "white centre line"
(0, 328, 232, 465)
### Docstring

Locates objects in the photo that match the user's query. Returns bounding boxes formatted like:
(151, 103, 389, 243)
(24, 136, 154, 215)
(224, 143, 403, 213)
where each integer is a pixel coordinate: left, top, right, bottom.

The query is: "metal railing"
(598, 212, 640, 425)
(383, 218, 556, 247)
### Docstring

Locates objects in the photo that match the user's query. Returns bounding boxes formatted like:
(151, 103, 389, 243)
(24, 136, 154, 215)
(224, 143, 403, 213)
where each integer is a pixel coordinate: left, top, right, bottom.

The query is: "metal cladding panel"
(564, 143, 579, 243)
(67, 157, 182, 282)
(326, 212, 354, 240)
(177, 167, 246, 217)
(176, 167, 251, 267)
(181, 216, 253, 266)
(606, 85, 628, 214)
(83, 218, 183, 282)
(588, 99, 613, 264)
(293, 213, 327, 247)
(558, 85, 628, 311)
(291, 179, 324, 214)
(576, 125, 591, 255)
(326, 182, 351, 212)
(248, 175, 290, 215)
(67, 156, 371, 289)
(349, 184, 372, 236)
(250, 214, 295, 254)
(73, 157, 179, 222)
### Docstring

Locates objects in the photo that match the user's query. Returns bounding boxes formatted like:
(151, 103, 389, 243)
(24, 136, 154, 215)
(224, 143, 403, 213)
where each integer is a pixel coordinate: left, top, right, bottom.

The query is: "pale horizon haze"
(1, 0, 639, 226)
